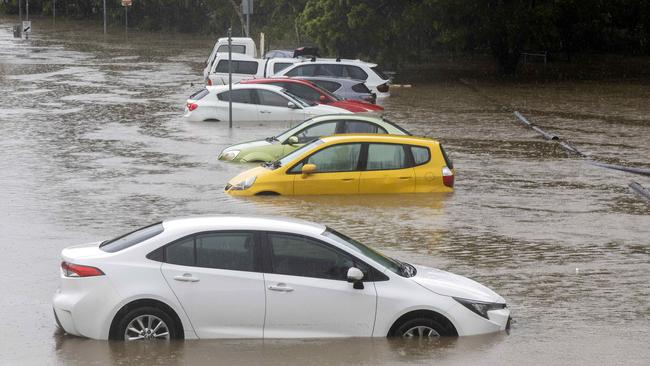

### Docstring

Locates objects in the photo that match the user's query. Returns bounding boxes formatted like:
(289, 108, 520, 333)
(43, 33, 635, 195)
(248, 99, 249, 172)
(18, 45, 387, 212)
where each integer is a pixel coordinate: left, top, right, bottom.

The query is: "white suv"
(275, 59, 391, 98)
(53, 216, 510, 341)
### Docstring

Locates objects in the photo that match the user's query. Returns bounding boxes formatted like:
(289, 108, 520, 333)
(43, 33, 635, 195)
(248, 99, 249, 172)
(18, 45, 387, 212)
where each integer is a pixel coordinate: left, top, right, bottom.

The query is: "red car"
(239, 78, 383, 113)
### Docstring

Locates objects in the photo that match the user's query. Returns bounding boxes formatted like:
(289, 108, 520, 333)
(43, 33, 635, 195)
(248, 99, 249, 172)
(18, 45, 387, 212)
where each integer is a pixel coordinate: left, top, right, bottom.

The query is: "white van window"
(215, 60, 259, 75)
(217, 45, 246, 54)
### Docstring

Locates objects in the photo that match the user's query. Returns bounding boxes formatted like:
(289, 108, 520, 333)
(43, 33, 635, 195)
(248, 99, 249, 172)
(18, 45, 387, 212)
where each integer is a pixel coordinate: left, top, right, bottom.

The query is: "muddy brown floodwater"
(1, 16, 649, 366)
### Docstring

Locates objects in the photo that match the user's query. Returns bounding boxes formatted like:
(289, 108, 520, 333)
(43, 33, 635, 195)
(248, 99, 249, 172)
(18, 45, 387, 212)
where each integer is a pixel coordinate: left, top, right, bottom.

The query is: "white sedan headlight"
(230, 176, 256, 190)
(219, 150, 240, 161)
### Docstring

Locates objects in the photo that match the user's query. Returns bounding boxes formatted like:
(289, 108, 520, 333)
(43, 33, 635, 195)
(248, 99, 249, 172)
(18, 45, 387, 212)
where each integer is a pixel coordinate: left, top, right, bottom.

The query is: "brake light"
(442, 166, 454, 188)
(207, 78, 212, 86)
(187, 102, 198, 112)
(61, 261, 105, 277)
(377, 83, 389, 93)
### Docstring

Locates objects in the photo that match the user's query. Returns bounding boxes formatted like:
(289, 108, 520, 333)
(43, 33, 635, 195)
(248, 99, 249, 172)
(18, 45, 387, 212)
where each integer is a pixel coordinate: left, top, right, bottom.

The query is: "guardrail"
(513, 111, 650, 202)
(629, 182, 650, 201)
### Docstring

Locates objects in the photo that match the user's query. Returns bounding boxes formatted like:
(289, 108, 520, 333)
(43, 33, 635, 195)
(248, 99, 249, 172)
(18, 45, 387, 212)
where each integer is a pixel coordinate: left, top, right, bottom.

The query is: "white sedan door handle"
(260, 110, 271, 114)
(268, 283, 294, 292)
(174, 273, 200, 282)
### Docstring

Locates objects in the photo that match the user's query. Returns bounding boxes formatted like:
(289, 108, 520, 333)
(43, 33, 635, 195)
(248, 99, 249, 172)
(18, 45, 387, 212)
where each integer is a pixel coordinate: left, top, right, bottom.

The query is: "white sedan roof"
(162, 216, 326, 236)
(207, 83, 285, 93)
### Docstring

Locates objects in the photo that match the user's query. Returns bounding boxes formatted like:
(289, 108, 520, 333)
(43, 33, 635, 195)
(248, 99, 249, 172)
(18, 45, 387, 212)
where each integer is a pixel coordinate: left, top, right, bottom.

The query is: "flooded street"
(1, 17, 649, 365)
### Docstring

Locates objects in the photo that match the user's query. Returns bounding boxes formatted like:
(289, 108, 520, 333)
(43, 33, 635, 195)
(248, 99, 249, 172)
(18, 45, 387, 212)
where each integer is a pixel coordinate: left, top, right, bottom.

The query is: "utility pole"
(242, 0, 253, 37)
(103, 0, 107, 34)
(19, 0, 22, 21)
(53, 0, 56, 25)
(228, 27, 233, 128)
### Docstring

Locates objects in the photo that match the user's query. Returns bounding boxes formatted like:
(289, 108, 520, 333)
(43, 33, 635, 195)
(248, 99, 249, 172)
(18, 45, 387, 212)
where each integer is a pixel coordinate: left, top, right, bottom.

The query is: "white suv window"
(286, 64, 318, 77)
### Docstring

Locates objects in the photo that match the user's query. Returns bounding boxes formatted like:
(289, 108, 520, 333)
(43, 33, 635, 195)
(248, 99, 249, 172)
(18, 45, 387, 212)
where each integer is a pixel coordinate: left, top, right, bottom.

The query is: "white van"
(206, 54, 301, 86)
(203, 37, 257, 81)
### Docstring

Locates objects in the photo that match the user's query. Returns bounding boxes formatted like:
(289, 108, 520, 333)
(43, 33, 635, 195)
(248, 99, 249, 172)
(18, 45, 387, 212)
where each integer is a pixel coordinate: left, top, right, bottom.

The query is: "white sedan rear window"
(100, 222, 164, 253)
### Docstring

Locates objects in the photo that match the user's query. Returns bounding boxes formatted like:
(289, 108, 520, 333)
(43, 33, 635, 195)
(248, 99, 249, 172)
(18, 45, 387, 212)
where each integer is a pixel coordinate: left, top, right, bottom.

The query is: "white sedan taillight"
(61, 261, 104, 277)
(442, 166, 454, 188)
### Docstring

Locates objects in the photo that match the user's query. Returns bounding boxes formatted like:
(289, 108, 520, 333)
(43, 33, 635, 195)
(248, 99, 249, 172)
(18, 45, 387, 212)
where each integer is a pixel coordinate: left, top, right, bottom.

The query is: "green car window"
(295, 122, 339, 143)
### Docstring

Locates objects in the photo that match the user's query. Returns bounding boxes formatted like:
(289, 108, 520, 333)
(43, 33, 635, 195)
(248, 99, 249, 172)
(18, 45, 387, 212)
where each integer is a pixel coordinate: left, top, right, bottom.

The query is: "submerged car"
(225, 134, 455, 196)
(53, 216, 510, 341)
(184, 84, 351, 123)
(275, 59, 391, 98)
(299, 76, 377, 104)
(240, 78, 383, 113)
(218, 114, 411, 163)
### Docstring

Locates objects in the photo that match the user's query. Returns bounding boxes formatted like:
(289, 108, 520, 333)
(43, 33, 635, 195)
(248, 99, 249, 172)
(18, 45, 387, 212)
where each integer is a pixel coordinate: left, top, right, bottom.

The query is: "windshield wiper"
(262, 160, 281, 169)
(265, 136, 278, 142)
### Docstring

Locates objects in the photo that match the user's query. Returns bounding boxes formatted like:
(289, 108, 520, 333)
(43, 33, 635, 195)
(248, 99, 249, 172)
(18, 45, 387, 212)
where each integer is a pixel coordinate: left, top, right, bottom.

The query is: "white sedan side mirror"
(347, 267, 364, 289)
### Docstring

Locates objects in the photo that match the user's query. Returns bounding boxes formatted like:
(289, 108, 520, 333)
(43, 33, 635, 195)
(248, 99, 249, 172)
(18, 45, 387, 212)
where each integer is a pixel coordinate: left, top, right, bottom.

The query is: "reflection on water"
(0, 16, 649, 366)
(53, 330, 509, 366)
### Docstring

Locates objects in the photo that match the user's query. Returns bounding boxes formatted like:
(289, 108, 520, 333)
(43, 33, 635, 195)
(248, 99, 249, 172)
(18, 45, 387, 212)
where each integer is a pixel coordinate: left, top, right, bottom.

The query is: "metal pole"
(53, 0, 56, 25)
(19, 0, 22, 21)
(25, 0, 29, 40)
(125, 6, 128, 37)
(103, 0, 107, 34)
(246, 13, 250, 37)
(228, 27, 233, 128)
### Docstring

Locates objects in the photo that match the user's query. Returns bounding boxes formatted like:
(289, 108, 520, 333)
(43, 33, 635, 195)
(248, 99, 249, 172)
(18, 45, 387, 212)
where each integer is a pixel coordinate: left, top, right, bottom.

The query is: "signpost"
(23, 0, 30, 40)
(228, 27, 233, 128)
(122, 0, 132, 36)
(22, 21, 31, 39)
(241, 0, 253, 37)
(103, 0, 107, 34)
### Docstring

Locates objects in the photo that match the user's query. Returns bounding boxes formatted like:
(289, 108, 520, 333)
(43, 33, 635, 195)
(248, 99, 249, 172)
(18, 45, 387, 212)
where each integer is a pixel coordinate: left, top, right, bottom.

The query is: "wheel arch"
(255, 191, 280, 196)
(108, 298, 185, 340)
(387, 309, 458, 337)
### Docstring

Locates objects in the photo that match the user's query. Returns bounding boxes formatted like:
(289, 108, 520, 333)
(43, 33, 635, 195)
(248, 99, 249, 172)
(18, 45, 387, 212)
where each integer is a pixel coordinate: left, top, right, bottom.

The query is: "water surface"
(0, 16, 648, 366)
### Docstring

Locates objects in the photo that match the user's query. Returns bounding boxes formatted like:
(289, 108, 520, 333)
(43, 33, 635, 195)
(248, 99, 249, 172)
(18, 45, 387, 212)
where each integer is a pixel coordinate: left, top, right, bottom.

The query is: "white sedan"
(53, 216, 510, 341)
(183, 84, 351, 123)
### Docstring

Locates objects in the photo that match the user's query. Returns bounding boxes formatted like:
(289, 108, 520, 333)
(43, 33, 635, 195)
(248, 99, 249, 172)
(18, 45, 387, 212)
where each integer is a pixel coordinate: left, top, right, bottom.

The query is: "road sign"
(242, 0, 253, 15)
(22, 21, 31, 34)
(121, 0, 132, 6)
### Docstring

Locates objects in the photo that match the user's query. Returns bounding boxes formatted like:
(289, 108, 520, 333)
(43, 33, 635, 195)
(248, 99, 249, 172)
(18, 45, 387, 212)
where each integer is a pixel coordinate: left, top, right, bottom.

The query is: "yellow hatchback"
(225, 134, 455, 196)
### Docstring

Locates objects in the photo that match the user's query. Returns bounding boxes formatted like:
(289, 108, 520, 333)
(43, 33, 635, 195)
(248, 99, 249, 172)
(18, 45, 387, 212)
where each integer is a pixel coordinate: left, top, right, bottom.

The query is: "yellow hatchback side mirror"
(301, 164, 316, 175)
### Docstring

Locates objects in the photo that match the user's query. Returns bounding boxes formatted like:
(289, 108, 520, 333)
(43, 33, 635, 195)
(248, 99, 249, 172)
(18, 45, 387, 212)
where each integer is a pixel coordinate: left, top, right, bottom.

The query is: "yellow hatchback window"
(366, 144, 408, 170)
(305, 143, 361, 172)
